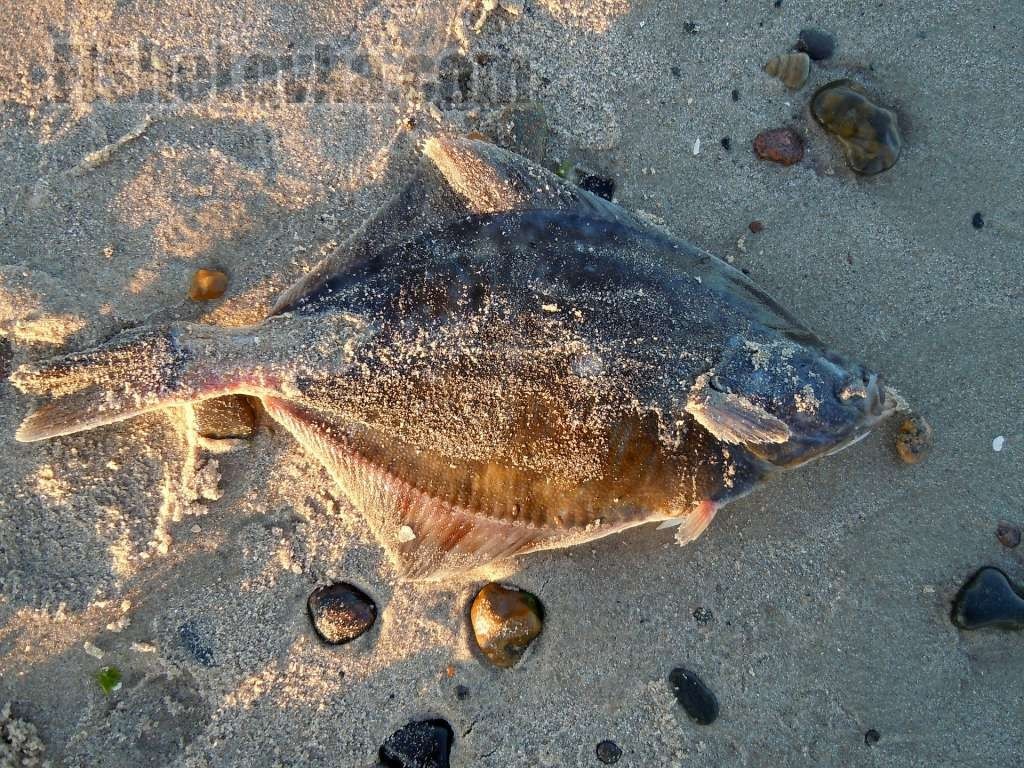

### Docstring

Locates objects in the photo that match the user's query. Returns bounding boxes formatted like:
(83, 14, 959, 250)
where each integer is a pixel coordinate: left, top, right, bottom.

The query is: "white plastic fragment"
(692, 137, 701, 156)
(992, 435, 1005, 452)
(397, 525, 417, 542)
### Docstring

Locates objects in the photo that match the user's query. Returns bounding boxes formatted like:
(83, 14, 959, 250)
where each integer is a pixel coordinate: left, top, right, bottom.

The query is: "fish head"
(688, 336, 894, 469)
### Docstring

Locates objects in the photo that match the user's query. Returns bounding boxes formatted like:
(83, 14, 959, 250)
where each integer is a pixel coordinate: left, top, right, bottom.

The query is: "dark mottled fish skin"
(11, 136, 897, 579)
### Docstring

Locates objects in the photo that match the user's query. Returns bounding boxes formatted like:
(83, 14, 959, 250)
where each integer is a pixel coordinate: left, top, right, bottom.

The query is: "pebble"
(951, 567, 1024, 630)
(379, 718, 454, 768)
(668, 667, 719, 725)
(0, 337, 11, 382)
(971, 212, 984, 229)
(307, 582, 377, 645)
(692, 607, 713, 624)
(178, 619, 215, 666)
(455, 684, 470, 700)
(748, 221, 764, 234)
(992, 436, 1005, 452)
(193, 395, 257, 439)
(894, 414, 932, 464)
(753, 127, 804, 166)
(731, 88, 740, 102)
(796, 28, 836, 60)
(720, 136, 731, 151)
(764, 52, 810, 90)
(469, 582, 543, 668)
(596, 740, 622, 764)
(188, 268, 229, 301)
(864, 729, 881, 746)
(811, 80, 902, 175)
(996, 522, 1021, 549)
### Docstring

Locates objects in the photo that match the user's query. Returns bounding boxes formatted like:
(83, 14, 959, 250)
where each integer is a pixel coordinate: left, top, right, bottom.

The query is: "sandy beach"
(2, 1, 1023, 766)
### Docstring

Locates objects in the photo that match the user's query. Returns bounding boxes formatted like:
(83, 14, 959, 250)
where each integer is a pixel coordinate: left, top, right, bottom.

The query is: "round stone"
(894, 414, 932, 465)
(379, 718, 453, 768)
(469, 582, 543, 668)
(668, 667, 719, 725)
(864, 729, 881, 745)
(307, 582, 377, 644)
(188, 268, 229, 301)
(796, 28, 836, 60)
(596, 740, 622, 764)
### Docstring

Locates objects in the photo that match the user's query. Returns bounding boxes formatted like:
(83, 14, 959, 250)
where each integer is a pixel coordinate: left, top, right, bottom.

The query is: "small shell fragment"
(992, 436, 1005, 452)
(763, 52, 810, 90)
(397, 525, 417, 542)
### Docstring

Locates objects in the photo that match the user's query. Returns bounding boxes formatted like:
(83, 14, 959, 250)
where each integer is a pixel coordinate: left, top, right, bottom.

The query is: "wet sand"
(2, 1, 1023, 766)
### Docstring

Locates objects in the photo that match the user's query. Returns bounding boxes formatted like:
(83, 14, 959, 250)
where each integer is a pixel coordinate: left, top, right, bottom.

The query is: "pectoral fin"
(684, 373, 791, 446)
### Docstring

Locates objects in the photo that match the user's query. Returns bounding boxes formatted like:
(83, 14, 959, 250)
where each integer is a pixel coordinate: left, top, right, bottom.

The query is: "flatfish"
(12, 137, 897, 579)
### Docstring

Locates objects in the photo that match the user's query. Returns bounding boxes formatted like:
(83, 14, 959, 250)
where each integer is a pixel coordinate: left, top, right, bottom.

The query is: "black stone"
(379, 719, 454, 768)
(668, 667, 719, 725)
(670, 65, 681, 78)
(731, 88, 740, 102)
(178, 619, 215, 667)
(596, 740, 622, 764)
(864, 729, 881, 746)
(720, 137, 731, 151)
(996, 521, 1021, 548)
(693, 607, 714, 624)
(578, 174, 616, 201)
(951, 567, 1024, 630)
(683, 22, 699, 34)
(454, 684, 470, 700)
(773, 0, 782, 8)
(0, 337, 11, 382)
(796, 28, 836, 60)
(307, 582, 377, 644)
(971, 212, 984, 229)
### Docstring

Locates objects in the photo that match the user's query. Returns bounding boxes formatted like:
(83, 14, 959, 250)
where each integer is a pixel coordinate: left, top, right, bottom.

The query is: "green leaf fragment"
(96, 665, 122, 694)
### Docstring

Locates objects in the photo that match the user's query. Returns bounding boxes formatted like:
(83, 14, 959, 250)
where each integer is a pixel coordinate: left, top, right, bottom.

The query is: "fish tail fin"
(12, 323, 253, 442)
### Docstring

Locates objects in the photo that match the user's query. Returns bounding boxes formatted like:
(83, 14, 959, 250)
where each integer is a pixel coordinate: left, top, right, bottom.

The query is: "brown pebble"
(193, 395, 257, 439)
(894, 414, 932, 465)
(470, 582, 543, 668)
(189, 268, 229, 301)
(996, 522, 1021, 549)
(748, 220, 764, 233)
(811, 80, 901, 175)
(753, 127, 804, 166)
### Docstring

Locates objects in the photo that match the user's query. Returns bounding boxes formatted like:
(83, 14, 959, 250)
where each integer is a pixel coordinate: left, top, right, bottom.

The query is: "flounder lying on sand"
(13, 137, 897, 580)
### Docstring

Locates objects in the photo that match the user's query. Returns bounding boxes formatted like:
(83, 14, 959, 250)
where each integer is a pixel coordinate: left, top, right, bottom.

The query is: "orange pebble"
(189, 269, 229, 301)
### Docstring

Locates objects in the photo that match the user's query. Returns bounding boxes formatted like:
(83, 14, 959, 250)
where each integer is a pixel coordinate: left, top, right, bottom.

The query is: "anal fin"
(261, 397, 551, 580)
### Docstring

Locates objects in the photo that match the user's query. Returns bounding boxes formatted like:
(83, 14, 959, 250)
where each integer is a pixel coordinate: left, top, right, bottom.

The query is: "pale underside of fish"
(12, 137, 897, 580)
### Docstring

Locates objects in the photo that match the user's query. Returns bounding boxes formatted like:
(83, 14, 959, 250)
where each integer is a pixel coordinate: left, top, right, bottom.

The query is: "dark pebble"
(796, 28, 836, 60)
(578, 173, 616, 201)
(951, 567, 1024, 630)
(668, 667, 719, 725)
(379, 719, 454, 768)
(864, 729, 881, 746)
(692, 607, 714, 624)
(670, 65, 681, 78)
(0, 337, 11, 382)
(753, 127, 804, 165)
(731, 88, 740, 102)
(748, 221, 764, 234)
(683, 21, 699, 34)
(307, 582, 377, 644)
(720, 137, 731, 151)
(773, 0, 782, 8)
(996, 522, 1021, 549)
(178, 619, 215, 667)
(596, 740, 622, 764)
(193, 395, 257, 439)
(454, 684, 470, 700)
(971, 212, 984, 229)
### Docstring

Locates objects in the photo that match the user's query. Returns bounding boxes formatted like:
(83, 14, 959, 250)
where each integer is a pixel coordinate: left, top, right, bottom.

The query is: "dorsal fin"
(271, 135, 646, 316)
(423, 135, 644, 226)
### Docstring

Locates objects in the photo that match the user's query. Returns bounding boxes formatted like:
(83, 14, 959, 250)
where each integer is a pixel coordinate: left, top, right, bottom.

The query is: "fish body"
(13, 137, 895, 579)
